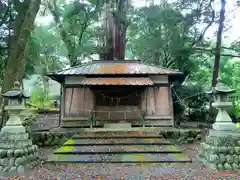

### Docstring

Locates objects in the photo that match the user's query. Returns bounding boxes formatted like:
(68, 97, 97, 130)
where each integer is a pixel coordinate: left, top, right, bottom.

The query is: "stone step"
(104, 123, 131, 129)
(62, 138, 172, 146)
(54, 145, 182, 154)
(47, 153, 192, 163)
(47, 129, 192, 165)
(72, 136, 163, 139)
(74, 131, 162, 138)
(83, 127, 159, 132)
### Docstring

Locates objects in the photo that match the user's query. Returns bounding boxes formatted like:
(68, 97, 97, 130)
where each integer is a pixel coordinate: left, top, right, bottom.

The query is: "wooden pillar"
(168, 84, 174, 126)
(154, 86, 170, 116)
(64, 88, 72, 116)
(140, 89, 147, 114)
(83, 88, 95, 116)
(146, 87, 156, 116)
(60, 84, 64, 126)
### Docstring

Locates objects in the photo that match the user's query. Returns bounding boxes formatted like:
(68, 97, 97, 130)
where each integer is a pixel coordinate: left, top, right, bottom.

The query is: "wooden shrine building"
(48, 60, 183, 128)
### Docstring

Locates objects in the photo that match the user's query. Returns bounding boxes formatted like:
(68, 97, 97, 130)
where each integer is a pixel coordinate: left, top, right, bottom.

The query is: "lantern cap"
(206, 79, 236, 94)
(1, 81, 30, 98)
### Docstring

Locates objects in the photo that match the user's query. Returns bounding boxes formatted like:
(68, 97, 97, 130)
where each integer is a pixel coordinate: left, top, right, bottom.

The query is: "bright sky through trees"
(36, 0, 240, 44)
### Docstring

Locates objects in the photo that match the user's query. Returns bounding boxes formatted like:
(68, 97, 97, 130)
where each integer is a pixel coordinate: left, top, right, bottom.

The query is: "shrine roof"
(48, 60, 183, 83)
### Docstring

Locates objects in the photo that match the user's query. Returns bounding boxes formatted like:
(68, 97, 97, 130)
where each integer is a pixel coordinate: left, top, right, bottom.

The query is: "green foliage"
(232, 101, 240, 122)
(20, 109, 37, 139)
(172, 83, 212, 123)
(28, 84, 52, 108)
(26, 25, 66, 78)
(28, 90, 44, 108)
(138, 112, 146, 124)
(2, 0, 240, 126)
(88, 115, 96, 125)
(32, 131, 73, 147)
(127, 3, 199, 77)
(187, 54, 240, 90)
(234, 102, 240, 118)
(44, 0, 103, 65)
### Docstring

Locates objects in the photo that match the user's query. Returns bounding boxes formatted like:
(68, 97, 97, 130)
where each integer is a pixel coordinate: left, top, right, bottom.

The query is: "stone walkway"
(47, 132, 191, 164)
(6, 144, 240, 179)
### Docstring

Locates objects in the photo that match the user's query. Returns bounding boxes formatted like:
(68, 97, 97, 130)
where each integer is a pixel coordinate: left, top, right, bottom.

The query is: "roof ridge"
(47, 59, 183, 80)
(139, 60, 180, 72)
(48, 61, 95, 75)
(92, 60, 140, 63)
(50, 60, 142, 75)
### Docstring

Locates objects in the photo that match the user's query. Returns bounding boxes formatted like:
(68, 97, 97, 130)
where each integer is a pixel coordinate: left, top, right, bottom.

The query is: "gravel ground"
(3, 144, 240, 180)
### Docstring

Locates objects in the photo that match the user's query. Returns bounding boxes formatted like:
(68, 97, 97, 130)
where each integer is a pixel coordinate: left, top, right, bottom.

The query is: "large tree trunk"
(2, 0, 41, 93)
(0, 0, 41, 128)
(211, 0, 226, 87)
(114, 0, 128, 60)
(100, 0, 129, 60)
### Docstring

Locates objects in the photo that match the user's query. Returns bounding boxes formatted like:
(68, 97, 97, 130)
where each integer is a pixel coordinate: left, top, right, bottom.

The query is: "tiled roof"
(50, 60, 182, 76)
(80, 77, 154, 86)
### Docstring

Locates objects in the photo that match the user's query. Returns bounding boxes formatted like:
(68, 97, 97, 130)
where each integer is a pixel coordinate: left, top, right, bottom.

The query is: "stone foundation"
(0, 132, 38, 174)
(199, 132, 240, 170)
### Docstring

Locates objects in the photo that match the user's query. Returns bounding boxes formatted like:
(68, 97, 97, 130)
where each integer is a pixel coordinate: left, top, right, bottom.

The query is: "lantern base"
(199, 130, 240, 171)
(0, 131, 38, 175)
(212, 122, 237, 131)
(1, 125, 25, 133)
(209, 128, 240, 137)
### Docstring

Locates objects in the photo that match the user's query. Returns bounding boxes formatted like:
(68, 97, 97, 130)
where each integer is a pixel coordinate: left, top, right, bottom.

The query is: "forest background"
(0, 0, 239, 126)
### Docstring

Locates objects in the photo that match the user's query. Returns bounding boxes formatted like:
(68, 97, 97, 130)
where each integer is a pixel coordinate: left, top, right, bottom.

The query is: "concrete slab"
(46, 129, 192, 165)
(54, 145, 183, 154)
(62, 138, 172, 146)
(73, 131, 163, 138)
(47, 153, 192, 163)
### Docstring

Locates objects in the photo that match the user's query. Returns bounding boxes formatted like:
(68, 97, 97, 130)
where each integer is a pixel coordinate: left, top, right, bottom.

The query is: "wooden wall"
(141, 86, 171, 116)
(64, 87, 94, 117)
(95, 105, 140, 120)
(140, 86, 173, 126)
(61, 74, 174, 127)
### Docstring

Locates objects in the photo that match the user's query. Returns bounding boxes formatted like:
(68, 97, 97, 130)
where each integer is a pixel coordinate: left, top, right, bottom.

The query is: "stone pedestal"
(199, 130, 240, 170)
(211, 102, 237, 131)
(199, 81, 240, 170)
(0, 133, 38, 174)
(0, 81, 38, 175)
(0, 112, 38, 174)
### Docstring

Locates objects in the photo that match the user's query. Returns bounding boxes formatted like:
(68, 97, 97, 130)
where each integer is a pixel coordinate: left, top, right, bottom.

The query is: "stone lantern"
(0, 81, 38, 174)
(206, 81, 236, 131)
(199, 80, 240, 171)
(1, 81, 30, 133)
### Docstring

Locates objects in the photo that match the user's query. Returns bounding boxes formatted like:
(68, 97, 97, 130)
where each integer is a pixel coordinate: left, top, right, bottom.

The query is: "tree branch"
(193, 47, 240, 58)
(47, 0, 77, 66)
(221, 46, 239, 52)
(191, 0, 215, 46)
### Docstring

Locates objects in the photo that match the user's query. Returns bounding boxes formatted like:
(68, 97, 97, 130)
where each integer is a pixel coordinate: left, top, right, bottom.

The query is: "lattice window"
(95, 92, 140, 106)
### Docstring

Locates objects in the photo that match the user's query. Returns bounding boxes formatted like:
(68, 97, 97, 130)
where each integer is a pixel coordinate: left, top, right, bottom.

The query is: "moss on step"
(167, 145, 177, 151)
(172, 153, 188, 159)
(54, 139, 76, 159)
(143, 138, 155, 143)
(134, 154, 145, 161)
(63, 139, 76, 145)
